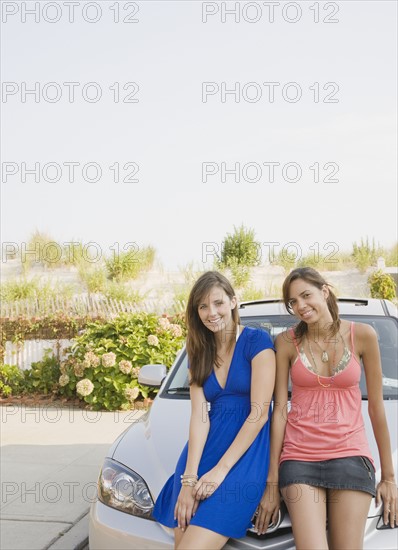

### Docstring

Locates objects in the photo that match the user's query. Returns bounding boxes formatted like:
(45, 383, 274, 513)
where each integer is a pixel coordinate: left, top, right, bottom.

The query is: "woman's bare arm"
(358, 322, 397, 527)
(255, 332, 291, 534)
(174, 381, 210, 530)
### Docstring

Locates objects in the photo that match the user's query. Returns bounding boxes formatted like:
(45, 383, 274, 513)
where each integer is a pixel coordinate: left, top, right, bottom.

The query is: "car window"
(162, 315, 398, 400)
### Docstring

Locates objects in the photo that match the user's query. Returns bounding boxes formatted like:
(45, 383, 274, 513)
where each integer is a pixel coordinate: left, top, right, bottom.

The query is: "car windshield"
(162, 315, 398, 400)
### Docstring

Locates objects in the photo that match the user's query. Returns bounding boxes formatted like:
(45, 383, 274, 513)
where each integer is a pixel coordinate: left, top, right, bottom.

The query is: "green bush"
(352, 237, 381, 272)
(0, 278, 74, 303)
(58, 312, 186, 410)
(23, 350, 61, 394)
(103, 283, 144, 304)
(105, 246, 155, 282)
(62, 241, 97, 267)
(229, 260, 251, 288)
(79, 267, 107, 293)
(0, 364, 25, 397)
(24, 230, 64, 269)
(368, 270, 397, 301)
(219, 225, 261, 268)
(0, 278, 40, 301)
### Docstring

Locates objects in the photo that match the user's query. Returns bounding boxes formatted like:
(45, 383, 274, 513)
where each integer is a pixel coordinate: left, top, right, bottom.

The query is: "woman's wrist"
(216, 461, 230, 476)
(379, 479, 396, 485)
(380, 471, 396, 482)
(266, 476, 279, 483)
(180, 473, 198, 487)
(266, 466, 279, 483)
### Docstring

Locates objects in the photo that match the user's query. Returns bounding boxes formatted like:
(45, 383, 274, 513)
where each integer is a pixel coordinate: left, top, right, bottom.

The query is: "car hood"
(111, 396, 191, 499)
(111, 397, 398, 508)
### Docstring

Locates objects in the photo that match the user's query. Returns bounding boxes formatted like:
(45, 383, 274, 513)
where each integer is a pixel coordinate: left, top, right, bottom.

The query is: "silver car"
(89, 298, 398, 549)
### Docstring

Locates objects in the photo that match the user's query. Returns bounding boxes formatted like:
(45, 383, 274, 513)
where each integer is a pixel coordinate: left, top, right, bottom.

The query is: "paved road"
(0, 404, 144, 550)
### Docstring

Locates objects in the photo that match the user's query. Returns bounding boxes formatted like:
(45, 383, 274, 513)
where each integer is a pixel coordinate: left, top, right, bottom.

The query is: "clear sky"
(1, 0, 397, 270)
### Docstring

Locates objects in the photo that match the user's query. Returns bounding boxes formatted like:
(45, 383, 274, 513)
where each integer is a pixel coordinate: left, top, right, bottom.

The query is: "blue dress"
(153, 327, 274, 538)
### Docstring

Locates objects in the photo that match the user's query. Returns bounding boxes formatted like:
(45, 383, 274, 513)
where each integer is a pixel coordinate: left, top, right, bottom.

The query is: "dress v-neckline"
(297, 345, 351, 379)
(213, 326, 245, 391)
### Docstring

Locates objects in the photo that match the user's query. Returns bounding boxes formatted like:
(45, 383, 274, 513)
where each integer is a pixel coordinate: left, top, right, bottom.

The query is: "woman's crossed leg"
(174, 525, 227, 550)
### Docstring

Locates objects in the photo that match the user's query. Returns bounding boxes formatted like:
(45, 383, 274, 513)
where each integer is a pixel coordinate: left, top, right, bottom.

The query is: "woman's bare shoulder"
(351, 320, 378, 340)
(275, 330, 296, 355)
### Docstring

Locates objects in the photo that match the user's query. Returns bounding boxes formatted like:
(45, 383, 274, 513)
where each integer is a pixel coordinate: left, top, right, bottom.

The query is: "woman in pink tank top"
(254, 268, 397, 549)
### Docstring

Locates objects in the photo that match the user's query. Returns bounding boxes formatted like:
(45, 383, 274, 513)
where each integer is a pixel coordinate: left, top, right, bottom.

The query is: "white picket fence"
(0, 293, 186, 318)
(1, 294, 187, 370)
(1, 294, 138, 319)
(4, 339, 72, 371)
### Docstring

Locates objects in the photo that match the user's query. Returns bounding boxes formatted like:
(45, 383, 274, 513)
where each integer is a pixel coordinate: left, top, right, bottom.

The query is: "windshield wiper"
(165, 387, 190, 394)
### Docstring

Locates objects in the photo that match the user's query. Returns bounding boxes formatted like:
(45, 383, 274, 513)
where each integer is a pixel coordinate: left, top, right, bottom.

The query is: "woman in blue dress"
(153, 271, 276, 549)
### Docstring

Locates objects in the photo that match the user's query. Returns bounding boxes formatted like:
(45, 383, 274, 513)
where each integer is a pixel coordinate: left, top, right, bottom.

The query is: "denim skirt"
(279, 456, 376, 497)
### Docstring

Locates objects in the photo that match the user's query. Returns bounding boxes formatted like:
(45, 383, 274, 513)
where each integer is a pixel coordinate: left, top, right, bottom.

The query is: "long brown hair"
(282, 267, 340, 340)
(186, 271, 240, 387)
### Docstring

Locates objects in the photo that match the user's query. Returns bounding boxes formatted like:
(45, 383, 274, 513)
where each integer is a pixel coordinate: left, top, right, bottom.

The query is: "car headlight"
(98, 458, 154, 519)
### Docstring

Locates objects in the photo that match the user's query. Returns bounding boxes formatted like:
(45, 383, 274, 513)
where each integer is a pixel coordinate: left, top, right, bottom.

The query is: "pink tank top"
(280, 323, 374, 465)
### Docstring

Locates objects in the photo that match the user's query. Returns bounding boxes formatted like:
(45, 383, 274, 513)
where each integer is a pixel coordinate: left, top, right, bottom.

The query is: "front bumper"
(89, 499, 296, 550)
(89, 500, 173, 549)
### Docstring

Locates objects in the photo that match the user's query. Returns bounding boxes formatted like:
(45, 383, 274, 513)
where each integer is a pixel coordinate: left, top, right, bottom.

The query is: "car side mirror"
(138, 364, 167, 387)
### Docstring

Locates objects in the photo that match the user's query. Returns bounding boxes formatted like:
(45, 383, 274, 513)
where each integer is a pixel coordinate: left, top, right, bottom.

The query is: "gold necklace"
(306, 335, 338, 388)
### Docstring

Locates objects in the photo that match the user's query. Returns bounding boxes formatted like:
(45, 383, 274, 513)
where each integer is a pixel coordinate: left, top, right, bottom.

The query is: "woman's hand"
(255, 482, 281, 535)
(193, 466, 227, 500)
(174, 486, 199, 531)
(376, 480, 398, 528)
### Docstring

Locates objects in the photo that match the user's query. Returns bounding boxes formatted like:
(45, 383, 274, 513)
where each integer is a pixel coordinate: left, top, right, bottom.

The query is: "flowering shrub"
(368, 270, 397, 301)
(58, 312, 186, 410)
